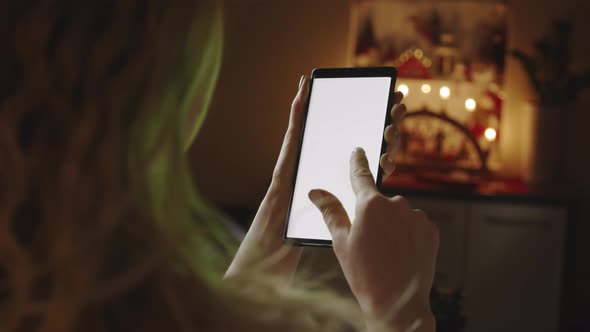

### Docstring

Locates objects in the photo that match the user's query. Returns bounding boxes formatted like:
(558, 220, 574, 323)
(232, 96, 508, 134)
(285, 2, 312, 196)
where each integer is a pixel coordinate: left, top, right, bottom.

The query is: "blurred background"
(188, 0, 590, 331)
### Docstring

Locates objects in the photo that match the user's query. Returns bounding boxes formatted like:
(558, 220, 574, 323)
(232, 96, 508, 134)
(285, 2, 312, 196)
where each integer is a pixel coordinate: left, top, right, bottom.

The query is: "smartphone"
(283, 67, 398, 247)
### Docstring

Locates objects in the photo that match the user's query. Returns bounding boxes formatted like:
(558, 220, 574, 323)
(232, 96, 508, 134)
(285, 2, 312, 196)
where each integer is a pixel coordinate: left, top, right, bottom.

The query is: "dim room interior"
(189, 0, 590, 331)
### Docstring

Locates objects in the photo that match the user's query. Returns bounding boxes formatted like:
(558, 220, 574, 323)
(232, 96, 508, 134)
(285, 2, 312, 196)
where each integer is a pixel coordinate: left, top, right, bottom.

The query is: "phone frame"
(283, 67, 398, 247)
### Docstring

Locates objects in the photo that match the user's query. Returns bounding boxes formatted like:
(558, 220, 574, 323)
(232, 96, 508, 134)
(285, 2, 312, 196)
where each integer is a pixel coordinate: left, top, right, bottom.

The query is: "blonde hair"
(0, 1, 363, 331)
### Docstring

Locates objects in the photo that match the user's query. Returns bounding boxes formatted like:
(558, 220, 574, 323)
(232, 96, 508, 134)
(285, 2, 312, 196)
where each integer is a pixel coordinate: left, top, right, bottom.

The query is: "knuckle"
(271, 168, 285, 186)
(321, 203, 338, 221)
(267, 178, 286, 198)
(291, 97, 303, 110)
(391, 195, 411, 209)
(412, 208, 427, 220)
(350, 167, 373, 179)
(358, 193, 387, 212)
(366, 193, 384, 206)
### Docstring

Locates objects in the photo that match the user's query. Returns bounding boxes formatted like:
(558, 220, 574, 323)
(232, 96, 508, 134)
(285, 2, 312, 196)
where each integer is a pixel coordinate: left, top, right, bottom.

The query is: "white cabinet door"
(409, 198, 468, 289)
(464, 202, 566, 332)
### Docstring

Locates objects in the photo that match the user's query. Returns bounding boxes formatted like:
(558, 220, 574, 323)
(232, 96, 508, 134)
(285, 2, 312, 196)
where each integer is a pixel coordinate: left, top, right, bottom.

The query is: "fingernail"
(353, 147, 365, 155)
(298, 75, 305, 90)
(308, 189, 326, 206)
(387, 152, 394, 163)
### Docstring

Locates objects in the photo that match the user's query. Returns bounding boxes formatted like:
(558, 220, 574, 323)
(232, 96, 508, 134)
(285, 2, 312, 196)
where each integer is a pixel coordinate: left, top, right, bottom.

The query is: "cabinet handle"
(484, 217, 551, 228)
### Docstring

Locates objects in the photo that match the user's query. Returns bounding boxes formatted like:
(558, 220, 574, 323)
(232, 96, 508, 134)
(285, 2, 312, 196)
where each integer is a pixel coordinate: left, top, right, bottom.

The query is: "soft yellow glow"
(420, 84, 431, 94)
(485, 128, 497, 141)
(489, 83, 500, 93)
(465, 98, 476, 111)
(414, 49, 424, 59)
(439, 86, 451, 99)
(398, 84, 409, 96)
(423, 58, 432, 67)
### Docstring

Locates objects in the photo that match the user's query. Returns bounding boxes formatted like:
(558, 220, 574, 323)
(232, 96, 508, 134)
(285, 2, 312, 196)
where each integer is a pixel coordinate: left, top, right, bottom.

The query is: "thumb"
(308, 189, 351, 250)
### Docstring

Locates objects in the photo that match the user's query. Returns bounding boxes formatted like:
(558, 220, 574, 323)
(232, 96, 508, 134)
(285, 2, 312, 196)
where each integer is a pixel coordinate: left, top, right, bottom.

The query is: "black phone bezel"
(283, 67, 398, 247)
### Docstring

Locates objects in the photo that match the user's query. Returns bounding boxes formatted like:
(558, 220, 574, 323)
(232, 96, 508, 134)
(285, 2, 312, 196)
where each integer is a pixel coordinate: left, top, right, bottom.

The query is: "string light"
(485, 128, 497, 141)
(413, 49, 424, 59)
(421, 84, 431, 94)
(439, 86, 451, 99)
(465, 98, 476, 112)
(398, 84, 409, 96)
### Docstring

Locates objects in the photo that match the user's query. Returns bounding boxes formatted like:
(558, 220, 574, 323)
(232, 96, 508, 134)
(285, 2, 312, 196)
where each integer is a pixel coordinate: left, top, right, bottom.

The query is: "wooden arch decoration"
(400, 109, 488, 172)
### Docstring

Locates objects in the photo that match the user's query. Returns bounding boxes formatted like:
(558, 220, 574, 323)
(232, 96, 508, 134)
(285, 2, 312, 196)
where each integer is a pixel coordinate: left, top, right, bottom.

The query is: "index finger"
(350, 147, 378, 197)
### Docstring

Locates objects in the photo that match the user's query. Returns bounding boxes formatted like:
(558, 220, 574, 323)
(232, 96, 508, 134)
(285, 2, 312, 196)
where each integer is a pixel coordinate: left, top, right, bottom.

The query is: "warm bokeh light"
(485, 127, 497, 141)
(421, 84, 431, 94)
(413, 48, 424, 59)
(439, 86, 451, 99)
(398, 84, 409, 96)
(465, 98, 477, 111)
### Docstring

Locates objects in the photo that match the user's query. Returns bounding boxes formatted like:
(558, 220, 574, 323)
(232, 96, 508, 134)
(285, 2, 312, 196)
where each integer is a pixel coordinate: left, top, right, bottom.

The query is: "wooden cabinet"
(409, 198, 567, 332)
(463, 203, 566, 332)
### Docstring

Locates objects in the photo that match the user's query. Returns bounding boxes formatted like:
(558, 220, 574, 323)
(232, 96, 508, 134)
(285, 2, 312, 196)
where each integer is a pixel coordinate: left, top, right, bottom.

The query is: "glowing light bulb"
(465, 98, 476, 112)
(485, 128, 497, 141)
(439, 86, 451, 99)
(398, 84, 409, 96)
(413, 49, 424, 59)
(421, 84, 431, 94)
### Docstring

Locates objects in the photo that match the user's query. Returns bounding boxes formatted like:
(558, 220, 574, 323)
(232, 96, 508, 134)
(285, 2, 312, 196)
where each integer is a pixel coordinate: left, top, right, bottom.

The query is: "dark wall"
(189, 0, 351, 207)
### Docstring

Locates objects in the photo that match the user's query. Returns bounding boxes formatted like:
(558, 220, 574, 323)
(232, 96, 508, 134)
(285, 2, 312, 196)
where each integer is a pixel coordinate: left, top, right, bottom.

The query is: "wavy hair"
(0, 1, 363, 332)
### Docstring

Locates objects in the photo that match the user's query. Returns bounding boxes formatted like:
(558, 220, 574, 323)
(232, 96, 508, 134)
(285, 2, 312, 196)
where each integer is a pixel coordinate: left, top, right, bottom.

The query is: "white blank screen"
(286, 77, 391, 241)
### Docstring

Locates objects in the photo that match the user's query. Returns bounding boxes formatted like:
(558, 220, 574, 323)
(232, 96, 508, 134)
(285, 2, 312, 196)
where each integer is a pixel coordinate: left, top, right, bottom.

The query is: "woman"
(0, 1, 438, 331)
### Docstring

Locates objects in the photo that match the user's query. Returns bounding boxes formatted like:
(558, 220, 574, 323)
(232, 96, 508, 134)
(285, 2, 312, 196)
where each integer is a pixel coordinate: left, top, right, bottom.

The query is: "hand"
(308, 148, 439, 332)
(380, 92, 406, 180)
(226, 80, 407, 281)
(225, 75, 309, 280)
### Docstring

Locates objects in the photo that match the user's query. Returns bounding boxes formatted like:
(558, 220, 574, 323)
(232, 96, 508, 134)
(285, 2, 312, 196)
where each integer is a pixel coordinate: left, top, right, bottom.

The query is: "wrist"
(362, 298, 435, 332)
